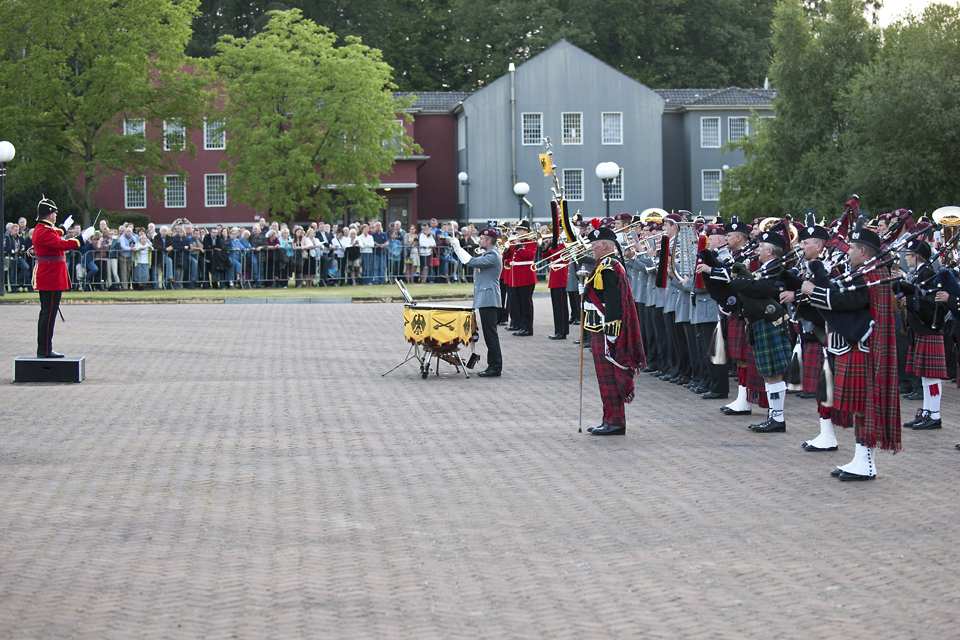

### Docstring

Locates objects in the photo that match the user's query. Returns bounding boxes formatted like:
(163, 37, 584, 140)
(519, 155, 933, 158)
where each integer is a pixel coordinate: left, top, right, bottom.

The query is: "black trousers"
(478, 307, 502, 373)
(637, 303, 657, 370)
(506, 285, 519, 327)
(651, 306, 670, 374)
(682, 321, 700, 385)
(498, 281, 509, 323)
(38, 290, 63, 357)
(567, 291, 580, 323)
(550, 288, 569, 336)
(695, 321, 730, 395)
(515, 284, 534, 333)
(661, 310, 680, 377)
(673, 317, 691, 378)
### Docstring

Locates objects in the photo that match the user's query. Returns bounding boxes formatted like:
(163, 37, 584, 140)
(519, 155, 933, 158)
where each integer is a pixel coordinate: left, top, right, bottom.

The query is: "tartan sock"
(766, 381, 786, 422)
(922, 377, 941, 419)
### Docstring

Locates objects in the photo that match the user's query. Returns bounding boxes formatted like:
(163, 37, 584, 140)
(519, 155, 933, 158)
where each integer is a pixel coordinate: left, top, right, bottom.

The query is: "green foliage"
(210, 9, 420, 223)
(186, 0, 778, 91)
(0, 0, 215, 226)
(843, 4, 960, 214)
(718, 116, 782, 221)
(766, 0, 880, 217)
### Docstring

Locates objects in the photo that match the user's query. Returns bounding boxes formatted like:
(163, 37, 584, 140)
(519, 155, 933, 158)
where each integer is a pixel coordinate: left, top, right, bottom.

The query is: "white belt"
(513, 261, 534, 266)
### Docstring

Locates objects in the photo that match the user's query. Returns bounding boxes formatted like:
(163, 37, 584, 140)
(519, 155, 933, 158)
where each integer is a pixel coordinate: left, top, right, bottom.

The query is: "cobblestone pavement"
(1, 300, 958, 639)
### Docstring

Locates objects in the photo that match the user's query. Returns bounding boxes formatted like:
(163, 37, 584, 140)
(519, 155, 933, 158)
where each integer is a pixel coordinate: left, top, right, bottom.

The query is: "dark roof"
(395, 91, 471, 112)
(655, 87, 776, 109)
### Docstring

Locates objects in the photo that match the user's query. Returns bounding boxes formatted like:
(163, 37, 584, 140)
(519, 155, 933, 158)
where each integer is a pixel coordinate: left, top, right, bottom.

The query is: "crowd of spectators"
(4, 215, 503, 292)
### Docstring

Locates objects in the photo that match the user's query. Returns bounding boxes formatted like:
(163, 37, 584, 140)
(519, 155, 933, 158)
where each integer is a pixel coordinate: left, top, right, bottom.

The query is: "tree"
(718, 115, 782, 221)
(210, 9, 419, 222)
(843, 4, 960, 214)
(0, 0, 213, 226)
(766, 0, 879, 216)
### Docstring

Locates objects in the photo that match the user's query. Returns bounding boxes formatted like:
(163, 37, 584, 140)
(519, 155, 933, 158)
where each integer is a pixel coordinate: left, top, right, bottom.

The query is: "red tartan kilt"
(726, 315, 748, 361)
(742, 347, 769, 408)
(907, 334, 947, 379)
(802, 341, 824, 393)
(833, 349, 868, 415)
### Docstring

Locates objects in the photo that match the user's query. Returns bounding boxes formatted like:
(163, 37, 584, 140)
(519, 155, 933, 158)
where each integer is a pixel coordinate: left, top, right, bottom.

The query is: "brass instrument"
(670, 221, 699, 281)
(758, 216, 798, 244)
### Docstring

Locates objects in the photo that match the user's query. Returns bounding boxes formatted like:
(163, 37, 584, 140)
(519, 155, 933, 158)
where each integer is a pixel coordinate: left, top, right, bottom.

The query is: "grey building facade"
(657, 88, 775, 219)
(455, 40, 665, 225)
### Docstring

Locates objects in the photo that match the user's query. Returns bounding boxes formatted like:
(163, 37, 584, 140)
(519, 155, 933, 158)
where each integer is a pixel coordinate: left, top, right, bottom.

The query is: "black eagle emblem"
(411, 313, 427, 336)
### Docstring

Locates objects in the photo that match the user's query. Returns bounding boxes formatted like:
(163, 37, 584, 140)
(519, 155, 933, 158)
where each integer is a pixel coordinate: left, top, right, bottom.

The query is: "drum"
(403, 304, 477, 350)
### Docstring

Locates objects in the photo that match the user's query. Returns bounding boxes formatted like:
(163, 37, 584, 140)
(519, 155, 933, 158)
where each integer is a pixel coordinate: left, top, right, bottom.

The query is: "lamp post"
(458, 171, 469, 223)
(513, 181, 530, 222)
(595, 162, 620, 219)
(0, 141, 15, 297)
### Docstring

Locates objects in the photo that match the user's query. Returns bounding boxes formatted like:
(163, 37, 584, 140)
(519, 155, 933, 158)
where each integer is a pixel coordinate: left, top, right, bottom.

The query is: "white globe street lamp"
(595, 161, 620, 218)
(513, 181, 530, 221)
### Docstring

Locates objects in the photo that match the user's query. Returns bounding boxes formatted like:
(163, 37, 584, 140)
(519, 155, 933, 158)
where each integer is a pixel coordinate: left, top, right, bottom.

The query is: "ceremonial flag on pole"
(539, 154, 554, 176)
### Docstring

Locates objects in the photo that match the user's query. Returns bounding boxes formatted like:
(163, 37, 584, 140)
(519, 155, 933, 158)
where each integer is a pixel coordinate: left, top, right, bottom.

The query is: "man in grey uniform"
(451, 227, 503, 377)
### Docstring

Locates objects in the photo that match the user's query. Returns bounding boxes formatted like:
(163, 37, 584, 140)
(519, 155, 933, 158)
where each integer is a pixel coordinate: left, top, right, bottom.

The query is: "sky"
(874, 0, 952, 25)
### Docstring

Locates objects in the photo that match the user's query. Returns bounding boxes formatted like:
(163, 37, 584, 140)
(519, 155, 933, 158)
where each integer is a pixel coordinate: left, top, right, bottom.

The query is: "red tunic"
(31, 220, 81, 291)
(544, 245, 569, 288)
(501, 246, 514, 287)
(509, 241, 537, 287)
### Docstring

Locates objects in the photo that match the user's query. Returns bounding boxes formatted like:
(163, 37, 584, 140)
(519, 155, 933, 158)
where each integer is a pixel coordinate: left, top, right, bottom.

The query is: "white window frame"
(204, 118, 225, 150)
(562, 112, 583, 145)
(163, 119, 185, 152)
(124, 119, 145, 152)
(124, 175, 146, 209)
(700, 117, 721, 148)
(563, 168, 584, 201)
(204, 173, 227, 207)
(521, 112, 542, 146)
(601, 112, 623, 145)
(702, 169, 722, 202)
(164, 175, 186, 208)
(729, 116, 749, 143)
(607, 168, 624, 201)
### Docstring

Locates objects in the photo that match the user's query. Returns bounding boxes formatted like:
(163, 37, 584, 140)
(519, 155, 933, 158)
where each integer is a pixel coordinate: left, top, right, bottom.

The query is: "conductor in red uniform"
(32, 197, 94, 358)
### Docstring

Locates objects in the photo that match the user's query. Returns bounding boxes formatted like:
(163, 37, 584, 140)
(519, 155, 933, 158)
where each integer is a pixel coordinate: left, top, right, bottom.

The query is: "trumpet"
(534, 239, 591, 270)
(501, 229, 540, 249)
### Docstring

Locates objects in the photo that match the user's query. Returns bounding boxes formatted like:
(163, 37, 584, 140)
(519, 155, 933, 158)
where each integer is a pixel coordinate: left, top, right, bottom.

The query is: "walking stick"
(578, 291, 585, 433)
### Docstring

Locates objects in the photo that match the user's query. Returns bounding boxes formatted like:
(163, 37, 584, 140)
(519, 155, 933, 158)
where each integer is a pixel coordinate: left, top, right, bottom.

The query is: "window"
(205, 174, 226, 207)
(601, 112, 622, 145)
(702, 170, 722, 201)
(163, 119, 185, 151)
(383, 119, 404, 150)
(563, 168, 583, 201)
(607, 168, 624, 201)
(164, 175, 186, 208)
(204, 118, 225, 150)
(124, 175, 146, 209)
(522, 113, 542, 145)
(700, 117, 720, 148)
(562, 112, 582, 145)
(729, 117, 748, 142)
(124, 119, 145, 152)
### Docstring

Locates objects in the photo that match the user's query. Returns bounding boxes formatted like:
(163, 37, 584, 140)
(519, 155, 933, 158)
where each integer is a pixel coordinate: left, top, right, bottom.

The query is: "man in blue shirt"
(117, 225, 136, 290)
(371, 220, 388, 285)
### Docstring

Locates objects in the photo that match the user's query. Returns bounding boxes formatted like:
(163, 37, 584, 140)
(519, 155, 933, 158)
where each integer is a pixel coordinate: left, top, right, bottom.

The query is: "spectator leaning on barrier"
(134, 231, 151, 289)
(344, 228, 361, 286)
(418, 223, 435, 284)
(372, 220, 388, 285)
(356, 224, 375, 285)
(249, 223, 265, 287)
(116, 225, 136, 290)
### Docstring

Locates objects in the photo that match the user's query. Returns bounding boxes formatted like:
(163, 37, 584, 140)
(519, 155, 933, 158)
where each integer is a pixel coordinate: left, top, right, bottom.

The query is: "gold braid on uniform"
(585, 253, 622, 337)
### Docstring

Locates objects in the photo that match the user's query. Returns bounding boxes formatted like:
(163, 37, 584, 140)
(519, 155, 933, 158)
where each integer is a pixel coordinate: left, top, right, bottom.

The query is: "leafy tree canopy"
(210, 9, 420, 223)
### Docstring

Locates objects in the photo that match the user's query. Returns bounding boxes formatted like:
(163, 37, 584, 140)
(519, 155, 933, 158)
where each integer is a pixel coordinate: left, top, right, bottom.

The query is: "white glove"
(62, 215, 74, 230)
(577, 282, 585, 295)
(81, 226, 95, 241)
(449, 236, 461, 250)
(606, 334, 617, 344)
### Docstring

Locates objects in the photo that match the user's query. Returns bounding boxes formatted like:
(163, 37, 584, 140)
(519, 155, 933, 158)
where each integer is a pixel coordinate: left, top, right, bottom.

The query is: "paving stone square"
(1, 299, 958, 639)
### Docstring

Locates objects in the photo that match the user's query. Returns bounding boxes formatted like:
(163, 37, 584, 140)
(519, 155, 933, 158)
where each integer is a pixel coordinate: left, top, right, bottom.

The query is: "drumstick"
(578, 292, 585, 433)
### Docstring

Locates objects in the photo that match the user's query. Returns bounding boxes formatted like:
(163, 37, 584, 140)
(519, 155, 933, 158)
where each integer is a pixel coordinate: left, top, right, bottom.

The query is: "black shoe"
(497, 321, 507, 326)
(569, 319, 580, 325)
(548, 334, 566, 340)
(904, 389, 923, 401)
(591, 423, 625, 436)
(674, 376, 691, 385)
(785, 388, 800, 395)
(955, 443, 960, 450)
(587, 422, 607, 433)
(505, 325, 519, 331)
(898, 383, 913, 394)
(839, 471, 876, 481)
(37, 351, 65, 358)
(903, 408, 927, 428)
(701, 391, 728, 400)
(690, 386, 707, 394)
(477, 369, 501, 378)
(721, 407, 752, 416)
(642, 366, 657, 373)
(912, 415, 942, 430)
(831, 468, 844, 477)
(513, 329, 531, 336)
(750, 418, 786, 432)
(658, 374, 673, 381)
(572, 339, 580, 345)
(797, 391, 817, 399)
(648, 370, 663, 376)
(802, 442, 838, 452)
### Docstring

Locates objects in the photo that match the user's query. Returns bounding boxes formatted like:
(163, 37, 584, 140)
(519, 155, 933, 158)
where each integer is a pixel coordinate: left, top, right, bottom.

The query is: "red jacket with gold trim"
(31, 220, 81, 291)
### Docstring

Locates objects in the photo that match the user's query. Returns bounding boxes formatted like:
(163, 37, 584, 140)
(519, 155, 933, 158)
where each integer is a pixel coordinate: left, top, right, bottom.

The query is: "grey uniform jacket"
(465, 249, 503, 309)
(669, 277, 692, 322)
(690, 290, 720, 325)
